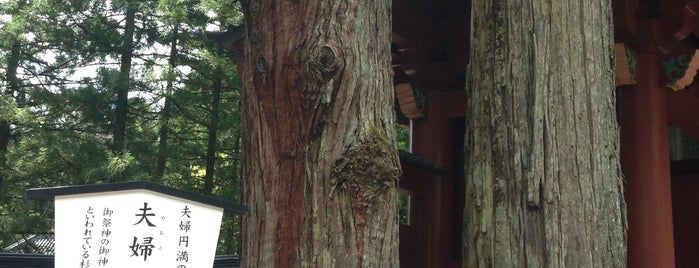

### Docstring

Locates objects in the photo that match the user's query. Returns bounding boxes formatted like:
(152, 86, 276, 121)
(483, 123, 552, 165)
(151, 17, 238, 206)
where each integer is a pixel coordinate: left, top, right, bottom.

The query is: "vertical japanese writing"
(80, 206, 94, 268)
(129, 236, 155, 261)
(98, 207, 113, 266)
(175, 205, 192, 267)
(57, 191, 224, 267)
(133, 202, 156, 227)
(129, 202, 157, 262)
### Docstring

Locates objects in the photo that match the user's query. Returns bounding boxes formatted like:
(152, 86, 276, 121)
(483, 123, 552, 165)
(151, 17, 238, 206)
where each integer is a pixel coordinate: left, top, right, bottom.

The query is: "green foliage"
(0, 0, 244, 255)
(396, 125, 410, 151)
(0, 95, 20, 122)
(398, 191, 410, 225)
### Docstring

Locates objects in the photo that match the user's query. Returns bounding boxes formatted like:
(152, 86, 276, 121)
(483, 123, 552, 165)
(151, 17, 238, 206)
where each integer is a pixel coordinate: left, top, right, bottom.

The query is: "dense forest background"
(0, 0, 245, 254)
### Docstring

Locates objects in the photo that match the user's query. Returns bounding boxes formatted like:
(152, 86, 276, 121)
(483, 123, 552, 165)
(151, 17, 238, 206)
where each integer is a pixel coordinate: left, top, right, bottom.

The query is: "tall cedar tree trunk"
(1, 1, 26, 187)
(0, 41, 21, 188)
(240, 1, 401, 267)
(112, 3, 136, 158)
(204, 66, 223, 194)
(156, 24, 179, 178)
(464, 0, 627, 267)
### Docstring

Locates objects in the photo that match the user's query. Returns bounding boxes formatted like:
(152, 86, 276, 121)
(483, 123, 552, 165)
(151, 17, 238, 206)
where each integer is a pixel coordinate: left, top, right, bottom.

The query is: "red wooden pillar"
(410, 90, 457, 268)
(412, 90, 454, 167)
(618, 53, 675, 267)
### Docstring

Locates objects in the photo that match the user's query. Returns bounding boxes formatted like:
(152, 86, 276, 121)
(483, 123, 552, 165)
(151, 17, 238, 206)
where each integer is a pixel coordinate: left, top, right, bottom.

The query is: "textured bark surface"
(240, 1, 400, 267)
(464, 0, 627, 267)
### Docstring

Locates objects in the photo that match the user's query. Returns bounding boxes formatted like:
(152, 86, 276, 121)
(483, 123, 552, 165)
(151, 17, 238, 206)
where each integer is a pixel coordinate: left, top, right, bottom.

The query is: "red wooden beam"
(688, 80, 699, 98)
(655, 0, 686, 41)
(410, 90, 460, 268)
(613, 0, 640, 44)
(443, 90, 467, 119)
(619, 53, 675, 268)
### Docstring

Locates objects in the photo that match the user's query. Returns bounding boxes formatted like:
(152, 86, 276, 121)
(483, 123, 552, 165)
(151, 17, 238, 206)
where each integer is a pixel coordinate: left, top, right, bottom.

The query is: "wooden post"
(410, 90, 457, 268)
(618, 53, 675, 268)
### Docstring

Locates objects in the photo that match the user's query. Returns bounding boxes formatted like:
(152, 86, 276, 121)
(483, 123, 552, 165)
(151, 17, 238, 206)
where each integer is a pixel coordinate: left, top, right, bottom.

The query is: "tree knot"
(308, 45, 339, 82)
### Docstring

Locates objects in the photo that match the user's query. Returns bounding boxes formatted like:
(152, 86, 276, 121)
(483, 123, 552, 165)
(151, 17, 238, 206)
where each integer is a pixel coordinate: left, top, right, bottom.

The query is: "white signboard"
(54, 189, 224, 268)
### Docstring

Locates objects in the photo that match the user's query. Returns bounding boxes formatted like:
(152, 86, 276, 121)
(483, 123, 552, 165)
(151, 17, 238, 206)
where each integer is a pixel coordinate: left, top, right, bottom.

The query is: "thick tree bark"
(240, 0, 400, 267)
(112, 3, 136, 158)
(464, 0, 627, 267)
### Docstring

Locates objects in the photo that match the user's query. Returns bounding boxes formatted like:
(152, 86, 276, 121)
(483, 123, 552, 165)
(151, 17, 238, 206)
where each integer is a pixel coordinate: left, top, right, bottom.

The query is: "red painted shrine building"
(211, 0, 699, 267)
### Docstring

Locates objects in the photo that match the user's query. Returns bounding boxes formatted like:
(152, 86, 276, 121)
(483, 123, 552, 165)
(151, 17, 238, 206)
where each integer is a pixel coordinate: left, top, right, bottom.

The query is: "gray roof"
(3, 234, 54, 255)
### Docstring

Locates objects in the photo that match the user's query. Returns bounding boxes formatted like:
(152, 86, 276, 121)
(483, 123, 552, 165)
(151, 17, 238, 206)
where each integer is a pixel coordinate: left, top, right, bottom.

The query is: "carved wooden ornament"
(395, 83, 426, 119)
(615, 43, 638, 87)
(662, 49, 699, 91)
